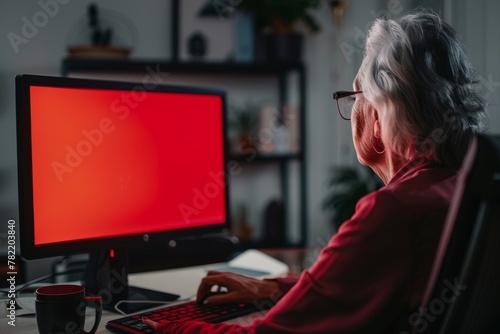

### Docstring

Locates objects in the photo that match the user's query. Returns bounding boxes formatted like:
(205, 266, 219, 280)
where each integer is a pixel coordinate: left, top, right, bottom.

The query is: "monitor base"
(82, 249, 181, 313)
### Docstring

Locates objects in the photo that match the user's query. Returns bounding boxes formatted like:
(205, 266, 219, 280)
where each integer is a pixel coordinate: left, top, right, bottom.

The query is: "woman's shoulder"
(375, 163, 458, 214)
(389, 160, 457, 186)
(335, 162, 458, 237)
(357, 166, 457, 220)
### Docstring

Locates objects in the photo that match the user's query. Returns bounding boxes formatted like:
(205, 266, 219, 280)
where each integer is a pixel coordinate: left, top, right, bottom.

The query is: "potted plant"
(238, 0, 321, 62)
(322, 166, 384, 230)
(67, 3, 131, 58)
(228, 101, 259, 153)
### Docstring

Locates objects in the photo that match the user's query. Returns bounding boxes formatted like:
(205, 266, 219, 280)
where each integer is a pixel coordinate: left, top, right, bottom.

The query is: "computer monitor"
(16, 74, 230, 311)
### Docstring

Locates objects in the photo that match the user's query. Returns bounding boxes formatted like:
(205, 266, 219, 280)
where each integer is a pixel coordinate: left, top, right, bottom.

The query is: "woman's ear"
(371, 108, 382, 139)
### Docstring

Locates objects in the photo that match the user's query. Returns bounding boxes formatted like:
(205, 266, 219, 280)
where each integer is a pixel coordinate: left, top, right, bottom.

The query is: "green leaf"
(238, 0, 321, 33)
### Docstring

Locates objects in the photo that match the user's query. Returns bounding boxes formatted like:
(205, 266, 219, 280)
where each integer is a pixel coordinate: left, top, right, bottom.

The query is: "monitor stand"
(82, 248, 180, 313)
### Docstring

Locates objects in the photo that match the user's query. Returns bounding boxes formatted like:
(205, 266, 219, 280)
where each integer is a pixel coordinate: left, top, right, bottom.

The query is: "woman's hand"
(142, 317, 170, 333)
(196, 271, 281, 305)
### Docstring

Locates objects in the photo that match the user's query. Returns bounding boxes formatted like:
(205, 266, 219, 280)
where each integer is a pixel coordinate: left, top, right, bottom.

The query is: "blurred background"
(0, 0, 499, 280)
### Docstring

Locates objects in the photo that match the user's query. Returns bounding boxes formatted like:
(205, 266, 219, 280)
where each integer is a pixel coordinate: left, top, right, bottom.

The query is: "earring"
(372, 137, 386, 154)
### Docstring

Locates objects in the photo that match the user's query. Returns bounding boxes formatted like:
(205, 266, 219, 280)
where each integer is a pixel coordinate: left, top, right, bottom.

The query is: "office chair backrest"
(413, 134, 500, 334)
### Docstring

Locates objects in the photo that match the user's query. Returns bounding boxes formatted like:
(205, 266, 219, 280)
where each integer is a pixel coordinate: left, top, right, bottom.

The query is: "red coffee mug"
(35, 284, 102, 334)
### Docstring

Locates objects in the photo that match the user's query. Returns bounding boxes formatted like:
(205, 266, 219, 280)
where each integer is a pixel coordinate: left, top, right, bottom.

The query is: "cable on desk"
(0, 268, 84, 296)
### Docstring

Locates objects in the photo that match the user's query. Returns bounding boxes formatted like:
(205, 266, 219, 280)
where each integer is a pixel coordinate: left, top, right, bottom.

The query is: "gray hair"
(357, 9, 486, 168)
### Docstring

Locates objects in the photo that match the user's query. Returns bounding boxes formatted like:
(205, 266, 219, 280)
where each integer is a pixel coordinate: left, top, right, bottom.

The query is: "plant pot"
(67, 45, 131, 59)
(237, 133, 257, 153)
(255, 32, 303, 63)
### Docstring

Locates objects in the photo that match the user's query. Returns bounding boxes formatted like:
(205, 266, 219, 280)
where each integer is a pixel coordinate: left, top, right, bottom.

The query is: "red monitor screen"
(16, 75, 228, 258)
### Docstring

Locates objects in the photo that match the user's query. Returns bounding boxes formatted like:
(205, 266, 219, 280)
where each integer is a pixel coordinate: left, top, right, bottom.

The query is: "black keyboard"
(106, 300, 261, 333)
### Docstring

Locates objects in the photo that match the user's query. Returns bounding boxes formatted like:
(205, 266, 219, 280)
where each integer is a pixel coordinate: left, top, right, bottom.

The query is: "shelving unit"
(61, 58, 307, 248)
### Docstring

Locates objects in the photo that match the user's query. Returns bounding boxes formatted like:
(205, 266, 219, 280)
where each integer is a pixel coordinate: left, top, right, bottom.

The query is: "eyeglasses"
(333, 90, 362, 120)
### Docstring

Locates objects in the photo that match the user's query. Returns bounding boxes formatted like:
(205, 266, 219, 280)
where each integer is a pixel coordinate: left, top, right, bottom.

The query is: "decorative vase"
(255, 32, 303, 63)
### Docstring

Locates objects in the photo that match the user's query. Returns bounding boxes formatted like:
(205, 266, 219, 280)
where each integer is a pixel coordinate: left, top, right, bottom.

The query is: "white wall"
(446, 0, 500, 133)
(305, 0, 379, 246)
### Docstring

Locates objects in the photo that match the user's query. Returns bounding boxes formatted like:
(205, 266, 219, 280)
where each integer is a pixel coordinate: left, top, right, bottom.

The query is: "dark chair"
(413, 134, 500, 334)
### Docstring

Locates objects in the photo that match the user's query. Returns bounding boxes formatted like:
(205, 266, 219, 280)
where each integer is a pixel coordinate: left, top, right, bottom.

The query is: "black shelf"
(62, 58, 304, 77)
(229, 152, 302, 163)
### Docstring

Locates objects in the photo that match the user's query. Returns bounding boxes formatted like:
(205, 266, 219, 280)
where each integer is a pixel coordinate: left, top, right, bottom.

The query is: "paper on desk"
(206, 249, 289, 278)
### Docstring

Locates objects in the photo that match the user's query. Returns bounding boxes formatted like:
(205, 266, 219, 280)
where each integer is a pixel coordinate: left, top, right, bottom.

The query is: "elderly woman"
(144, 10, 486, 334)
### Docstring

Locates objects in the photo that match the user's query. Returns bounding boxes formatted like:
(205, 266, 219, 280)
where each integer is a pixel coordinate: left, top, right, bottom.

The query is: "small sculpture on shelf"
(67, 3, 131, 59)
(88, 3, 112, 46)
(187, 32, 208, 60)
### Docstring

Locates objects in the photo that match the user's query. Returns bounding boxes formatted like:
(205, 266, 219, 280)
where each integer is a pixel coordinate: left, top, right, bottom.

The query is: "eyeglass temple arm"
(333, 91, 362, 99)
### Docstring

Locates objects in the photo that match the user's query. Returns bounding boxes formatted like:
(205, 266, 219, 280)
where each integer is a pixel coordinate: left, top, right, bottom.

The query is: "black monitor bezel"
(16, 74, 230, 260)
